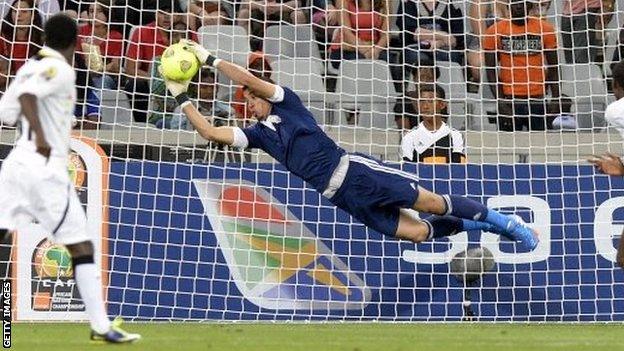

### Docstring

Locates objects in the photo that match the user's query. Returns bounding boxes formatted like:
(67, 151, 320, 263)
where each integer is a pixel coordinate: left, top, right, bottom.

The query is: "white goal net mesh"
(0, 0, 624, 321)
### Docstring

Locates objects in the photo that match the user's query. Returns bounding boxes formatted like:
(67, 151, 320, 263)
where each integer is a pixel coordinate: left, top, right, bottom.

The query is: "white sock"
(74, 262, 111, 334)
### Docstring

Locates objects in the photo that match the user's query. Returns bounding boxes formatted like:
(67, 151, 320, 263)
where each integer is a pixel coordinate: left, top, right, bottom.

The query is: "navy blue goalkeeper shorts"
(328, 154, 420, 237)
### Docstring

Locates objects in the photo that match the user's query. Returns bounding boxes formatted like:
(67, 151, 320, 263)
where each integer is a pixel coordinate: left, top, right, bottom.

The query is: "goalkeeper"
(162, 40, 539, 249)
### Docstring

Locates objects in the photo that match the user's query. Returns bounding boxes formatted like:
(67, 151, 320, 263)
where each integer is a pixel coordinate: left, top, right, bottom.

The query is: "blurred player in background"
(160, 39, 540, 250)
(0, 14, 140, 344)
(589, 61, 624, 269)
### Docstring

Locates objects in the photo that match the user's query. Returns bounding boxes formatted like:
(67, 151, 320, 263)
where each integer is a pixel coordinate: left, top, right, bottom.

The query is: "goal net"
(0, 0, 623, 322)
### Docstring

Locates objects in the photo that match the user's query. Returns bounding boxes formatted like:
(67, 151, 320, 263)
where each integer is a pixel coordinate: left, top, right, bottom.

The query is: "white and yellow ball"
(160, 42, 200, 81)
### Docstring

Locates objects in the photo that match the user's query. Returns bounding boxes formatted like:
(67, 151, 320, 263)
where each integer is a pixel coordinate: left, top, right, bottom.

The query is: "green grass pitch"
(9, 323, 624, 351)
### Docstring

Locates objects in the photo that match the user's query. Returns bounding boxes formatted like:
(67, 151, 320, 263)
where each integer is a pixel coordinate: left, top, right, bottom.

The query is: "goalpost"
(0, 0, 623, 322)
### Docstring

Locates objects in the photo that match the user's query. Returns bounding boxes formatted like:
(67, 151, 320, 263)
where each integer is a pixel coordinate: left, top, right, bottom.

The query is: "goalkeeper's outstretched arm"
(180, 39, 277, 99)
(180, 103, 235, 145)
(157, 65, 236, 146)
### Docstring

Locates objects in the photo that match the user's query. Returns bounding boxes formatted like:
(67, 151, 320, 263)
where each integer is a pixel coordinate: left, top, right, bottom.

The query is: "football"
(450, 247, 495, 283)
(160, 42, 200, 81)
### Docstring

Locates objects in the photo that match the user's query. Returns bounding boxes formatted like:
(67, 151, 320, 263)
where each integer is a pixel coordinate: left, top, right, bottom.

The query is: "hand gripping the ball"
(158, 66, 192, 107)
(178, 39, 218, 67)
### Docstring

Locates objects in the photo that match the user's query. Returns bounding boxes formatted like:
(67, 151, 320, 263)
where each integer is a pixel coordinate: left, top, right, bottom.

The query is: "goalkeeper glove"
(158, 66, 192, 107)
(178, 39, 220, 67)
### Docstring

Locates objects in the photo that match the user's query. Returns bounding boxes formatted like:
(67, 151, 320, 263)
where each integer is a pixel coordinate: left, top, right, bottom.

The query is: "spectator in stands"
(483, 0, 560, 131)
(611, 30, 624, 73)
(124, 0, 197, 122)
(593, 3, 613, 63)
(181, 0, 233, 30)
(57, 0, 82, 19)
(560, 0, 613, 64)
(397, 0, 464, 73)
(394, 59, 439, 129)
(70, 47, 102, 129)
(394, 90, 418, 131)
(0, 0, 61, 21)
(466, 0, 508, 85)
(173, 68, 232, 128)
(0, 0, 44, 76)
(401, 84, 465, 164)
(78, 0, 124, 90)
(328, 0, 389, 69)
(232, 51, 272, 121)
(311, 0, 340, 44)
(237, 0, 307, 44)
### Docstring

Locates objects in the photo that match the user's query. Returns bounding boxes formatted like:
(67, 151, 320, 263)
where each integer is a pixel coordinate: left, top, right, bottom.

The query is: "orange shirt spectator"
(483, 16, 557, 97)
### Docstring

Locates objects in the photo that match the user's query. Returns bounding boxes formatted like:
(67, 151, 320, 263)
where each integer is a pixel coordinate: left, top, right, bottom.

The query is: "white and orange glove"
(158, 66, 192, 108)
(178, 39, 220, 67)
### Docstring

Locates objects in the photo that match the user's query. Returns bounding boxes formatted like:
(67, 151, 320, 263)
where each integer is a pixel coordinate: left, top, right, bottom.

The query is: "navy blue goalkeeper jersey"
(241, 87, 346, 192)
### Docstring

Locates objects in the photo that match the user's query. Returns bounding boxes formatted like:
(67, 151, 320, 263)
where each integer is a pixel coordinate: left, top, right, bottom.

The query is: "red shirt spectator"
(0, 0, 44, 75)
(126, 21, 198, 75)
(1, 39, 30, 73)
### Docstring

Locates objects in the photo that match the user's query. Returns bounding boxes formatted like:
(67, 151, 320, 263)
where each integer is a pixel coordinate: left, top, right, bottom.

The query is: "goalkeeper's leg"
(395, 213, 512, 243)
(410, 187, 539, 250)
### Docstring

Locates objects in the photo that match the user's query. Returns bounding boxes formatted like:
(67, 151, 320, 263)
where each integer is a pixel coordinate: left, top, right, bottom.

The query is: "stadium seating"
(336, 60, 397, 128)
(198, 25, 250, 66)
(560, 64, 608, 130)
(270, 58, 331, 124)
(100, 89, 133, 127)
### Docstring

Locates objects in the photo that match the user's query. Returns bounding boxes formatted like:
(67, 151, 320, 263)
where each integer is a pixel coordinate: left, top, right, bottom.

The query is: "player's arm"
(18, 93, 50, 158)
(588, 152, 624, 176)
(157, 66, 238, 145)
(180, 39, 277, 99)
(180, 102, 235, 145)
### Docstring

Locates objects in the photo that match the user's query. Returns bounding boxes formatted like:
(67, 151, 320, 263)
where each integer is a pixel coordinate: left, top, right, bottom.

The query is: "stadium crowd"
(0, 0, 619, 162)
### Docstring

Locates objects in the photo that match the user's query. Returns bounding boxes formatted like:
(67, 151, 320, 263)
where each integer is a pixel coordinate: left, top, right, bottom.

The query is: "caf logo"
(32, 239, 73, 279)
(67, 152, 86, 189)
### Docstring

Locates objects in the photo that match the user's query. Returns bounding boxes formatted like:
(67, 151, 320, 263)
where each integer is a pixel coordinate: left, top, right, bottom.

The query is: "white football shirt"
(0, 47, 76, 158)
(605, 96, 624, 140)
(401, 122, 465, 163)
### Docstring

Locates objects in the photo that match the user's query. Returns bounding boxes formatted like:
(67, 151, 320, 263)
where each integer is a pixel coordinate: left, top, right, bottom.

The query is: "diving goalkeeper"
(162, 40, 539, 249)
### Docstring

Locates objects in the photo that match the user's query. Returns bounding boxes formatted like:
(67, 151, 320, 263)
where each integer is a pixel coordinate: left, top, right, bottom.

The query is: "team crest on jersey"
(41, 66, 57, 80)
(193, 179, 370, 310)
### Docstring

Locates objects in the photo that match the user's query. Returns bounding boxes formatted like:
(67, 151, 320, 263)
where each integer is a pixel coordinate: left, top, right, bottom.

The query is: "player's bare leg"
(410, 186, 539, 250)
(395, 211, 503, 244)
(66, 241, 141, 344)
(395, 212, 430, 243)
